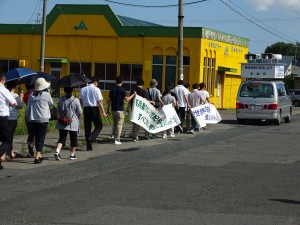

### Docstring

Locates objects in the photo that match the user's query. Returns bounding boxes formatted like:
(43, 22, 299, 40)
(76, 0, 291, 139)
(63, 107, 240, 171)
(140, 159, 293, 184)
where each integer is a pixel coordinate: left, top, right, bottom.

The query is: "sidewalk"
(6, 123, 209, 170)
(3, 108, 299, 170)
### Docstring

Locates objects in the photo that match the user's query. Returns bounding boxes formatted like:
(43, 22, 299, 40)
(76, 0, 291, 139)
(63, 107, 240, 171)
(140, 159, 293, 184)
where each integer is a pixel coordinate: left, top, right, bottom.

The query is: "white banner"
(190, 104, 222, 127)
(131, 95, 181, 134)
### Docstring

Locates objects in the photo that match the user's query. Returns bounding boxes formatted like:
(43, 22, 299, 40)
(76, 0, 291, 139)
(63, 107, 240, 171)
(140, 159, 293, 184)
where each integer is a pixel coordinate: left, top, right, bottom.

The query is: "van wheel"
(274, 112, 281, 125)
(293, 100, 300, 107)
(285, 109, 292, 123)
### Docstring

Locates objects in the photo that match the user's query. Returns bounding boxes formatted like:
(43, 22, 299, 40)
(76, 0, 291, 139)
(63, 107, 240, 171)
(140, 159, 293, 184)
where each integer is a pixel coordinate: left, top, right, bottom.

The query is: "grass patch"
(15, 100, 131, 135)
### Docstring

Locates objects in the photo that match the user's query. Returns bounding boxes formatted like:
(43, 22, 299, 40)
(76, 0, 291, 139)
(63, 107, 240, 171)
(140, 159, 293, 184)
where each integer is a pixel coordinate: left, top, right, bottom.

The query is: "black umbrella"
(57, 73, 91, 87)
(19, 72, 55, 85)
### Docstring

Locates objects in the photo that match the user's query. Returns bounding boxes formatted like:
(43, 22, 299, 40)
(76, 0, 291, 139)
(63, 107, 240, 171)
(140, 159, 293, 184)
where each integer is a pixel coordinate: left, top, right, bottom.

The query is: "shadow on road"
(219, 119, 238, 125)
(117, 148, 140, 152)
(269, 199, 300, 205)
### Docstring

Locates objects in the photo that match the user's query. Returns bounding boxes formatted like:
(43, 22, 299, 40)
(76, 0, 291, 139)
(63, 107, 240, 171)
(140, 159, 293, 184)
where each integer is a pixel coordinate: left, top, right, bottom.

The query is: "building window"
(94, 63, 117, 91)
(165, 56, 177, 91)
(183, 56, 190, 85)
(203, 56, 215, 95)
(70, 62, 92, 78)
(203, 57, 207, 86)
(0, 60, 18, 74)
(210, 58, 216, 95)
(120, 64, 143, 91)
(152, 55, 163, 91)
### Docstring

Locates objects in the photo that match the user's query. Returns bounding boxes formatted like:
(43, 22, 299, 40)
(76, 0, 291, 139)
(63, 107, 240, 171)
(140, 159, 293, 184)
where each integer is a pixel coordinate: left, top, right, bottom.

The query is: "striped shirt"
(8, 92, 23, 120)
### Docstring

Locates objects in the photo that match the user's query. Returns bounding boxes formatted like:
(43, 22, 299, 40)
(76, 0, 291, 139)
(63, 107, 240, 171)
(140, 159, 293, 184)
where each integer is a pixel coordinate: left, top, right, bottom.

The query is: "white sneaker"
(170, 134, 175, 138)
(69, 155, 77, 160)
(133, 137, 139, 142)
(162, 134, 167, 139)
(114, 140, 122, 145)
(190, 129, 195, 134)
(54, 152, 61, 161)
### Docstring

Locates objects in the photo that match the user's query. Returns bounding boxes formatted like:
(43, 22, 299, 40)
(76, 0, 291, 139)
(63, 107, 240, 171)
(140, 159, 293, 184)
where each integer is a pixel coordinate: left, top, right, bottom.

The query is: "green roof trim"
(0, 4, 249, 47)
(218, 66, 237, 73)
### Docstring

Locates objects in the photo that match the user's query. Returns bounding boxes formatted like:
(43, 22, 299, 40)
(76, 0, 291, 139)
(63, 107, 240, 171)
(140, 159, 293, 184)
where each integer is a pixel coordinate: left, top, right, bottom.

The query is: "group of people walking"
(0, 72, 212, 170)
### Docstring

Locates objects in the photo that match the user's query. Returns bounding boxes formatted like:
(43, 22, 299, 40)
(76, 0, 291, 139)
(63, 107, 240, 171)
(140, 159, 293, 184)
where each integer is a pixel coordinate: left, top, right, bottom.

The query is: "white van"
(236, 80, 292, 125)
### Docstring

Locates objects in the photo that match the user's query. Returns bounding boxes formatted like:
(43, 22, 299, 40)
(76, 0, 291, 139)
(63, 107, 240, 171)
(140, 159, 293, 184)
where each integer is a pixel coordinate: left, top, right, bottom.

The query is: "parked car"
(288, 89, 300, 107)
(236, 80, 292, 125)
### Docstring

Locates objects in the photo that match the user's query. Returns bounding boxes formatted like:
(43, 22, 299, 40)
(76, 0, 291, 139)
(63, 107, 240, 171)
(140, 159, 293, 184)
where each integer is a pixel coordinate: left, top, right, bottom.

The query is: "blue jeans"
(191, 116, 197, 131)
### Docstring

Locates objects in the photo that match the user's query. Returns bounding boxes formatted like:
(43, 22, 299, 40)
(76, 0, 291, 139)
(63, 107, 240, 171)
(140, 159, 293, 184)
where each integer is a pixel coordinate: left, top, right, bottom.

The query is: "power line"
(26, 0, 41, 24)
(227, 0, 297, 43)
(102, 0, 210, 8)
(219, 0, 296, 44)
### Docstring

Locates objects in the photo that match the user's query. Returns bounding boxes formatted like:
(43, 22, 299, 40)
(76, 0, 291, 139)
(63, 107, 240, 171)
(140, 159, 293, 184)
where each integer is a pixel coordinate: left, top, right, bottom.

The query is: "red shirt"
(23, 90, 33, 105)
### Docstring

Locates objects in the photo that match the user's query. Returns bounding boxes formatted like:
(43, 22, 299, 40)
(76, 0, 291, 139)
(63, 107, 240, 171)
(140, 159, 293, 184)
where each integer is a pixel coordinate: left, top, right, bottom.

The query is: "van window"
(240, 83, 274, 98)
(276, 84, 286, 96)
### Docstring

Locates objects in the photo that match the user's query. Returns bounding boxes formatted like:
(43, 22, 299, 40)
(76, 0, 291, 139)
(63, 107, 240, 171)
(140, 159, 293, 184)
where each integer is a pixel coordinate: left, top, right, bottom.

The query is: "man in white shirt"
(198, 83, 213, 131)
(80, 78, 107, 150)
(173, 80, 190, 133)
(0, 74, 18, 170)
(199, 83, 212, 104)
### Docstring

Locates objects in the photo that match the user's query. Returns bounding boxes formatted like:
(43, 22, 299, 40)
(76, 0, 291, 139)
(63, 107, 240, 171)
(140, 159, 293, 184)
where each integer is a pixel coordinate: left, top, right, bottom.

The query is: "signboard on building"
(241, 63, 285, 79)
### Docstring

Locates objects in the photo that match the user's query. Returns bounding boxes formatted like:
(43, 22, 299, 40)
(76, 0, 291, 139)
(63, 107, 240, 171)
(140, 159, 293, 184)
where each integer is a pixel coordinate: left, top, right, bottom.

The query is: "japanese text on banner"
(130, 95, 181, 134)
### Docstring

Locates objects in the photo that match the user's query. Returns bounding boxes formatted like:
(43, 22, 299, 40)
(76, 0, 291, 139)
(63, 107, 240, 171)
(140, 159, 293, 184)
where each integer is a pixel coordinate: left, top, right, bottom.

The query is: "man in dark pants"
(106, 76, 135, 145)
(173, 80, 190, 133)
(80, 78, 107, 150)
(0, 74, 18, 170)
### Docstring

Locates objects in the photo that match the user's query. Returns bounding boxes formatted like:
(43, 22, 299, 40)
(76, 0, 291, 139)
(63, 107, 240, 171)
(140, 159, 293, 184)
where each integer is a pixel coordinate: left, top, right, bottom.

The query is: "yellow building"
(0, 4, 248, 108)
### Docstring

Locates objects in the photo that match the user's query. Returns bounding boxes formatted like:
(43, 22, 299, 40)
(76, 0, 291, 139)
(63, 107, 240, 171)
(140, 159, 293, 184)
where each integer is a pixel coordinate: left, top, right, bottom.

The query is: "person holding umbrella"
(54, 87, 82, 161)
(0, 74, 18, 170)
(26, 78, 53, 164)
(5, 81, 24, 159)
(80, 78, 107, 150)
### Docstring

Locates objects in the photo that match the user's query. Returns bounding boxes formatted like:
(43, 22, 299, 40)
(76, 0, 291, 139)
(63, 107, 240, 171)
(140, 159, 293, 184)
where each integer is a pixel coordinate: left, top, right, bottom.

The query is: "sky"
(0, 0, 299, 54)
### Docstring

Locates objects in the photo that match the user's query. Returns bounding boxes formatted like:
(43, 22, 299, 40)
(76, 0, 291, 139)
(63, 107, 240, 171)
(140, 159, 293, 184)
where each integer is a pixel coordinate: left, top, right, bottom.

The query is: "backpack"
(58, 96, 74, 126)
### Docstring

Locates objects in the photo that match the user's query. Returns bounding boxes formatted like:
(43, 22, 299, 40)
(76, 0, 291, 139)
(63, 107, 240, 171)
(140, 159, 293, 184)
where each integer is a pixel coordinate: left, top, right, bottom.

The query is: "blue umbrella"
(6, 68, 37, 82)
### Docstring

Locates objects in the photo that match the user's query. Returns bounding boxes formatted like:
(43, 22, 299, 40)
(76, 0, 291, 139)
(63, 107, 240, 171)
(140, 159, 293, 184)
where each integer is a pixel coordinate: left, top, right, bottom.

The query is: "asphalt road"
(0, 109, 299, 225)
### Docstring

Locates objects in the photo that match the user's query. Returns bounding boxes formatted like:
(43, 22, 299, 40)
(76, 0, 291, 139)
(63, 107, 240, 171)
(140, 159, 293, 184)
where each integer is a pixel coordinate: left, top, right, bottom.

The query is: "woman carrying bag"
(54, 87, 82, 160)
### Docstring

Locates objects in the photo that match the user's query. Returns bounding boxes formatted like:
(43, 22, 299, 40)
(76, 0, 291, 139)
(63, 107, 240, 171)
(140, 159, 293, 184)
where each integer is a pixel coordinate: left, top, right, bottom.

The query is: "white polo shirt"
(80, 84, 103, 107)
(174, 84, 189, 107)
(0, 83, 17, 116)
(199, 90, 210, 104)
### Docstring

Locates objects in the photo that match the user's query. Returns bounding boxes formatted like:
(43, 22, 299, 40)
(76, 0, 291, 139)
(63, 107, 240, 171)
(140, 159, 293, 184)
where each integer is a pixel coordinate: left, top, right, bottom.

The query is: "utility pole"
(40, 0, 47, 72)
(178, 0, 184, 80)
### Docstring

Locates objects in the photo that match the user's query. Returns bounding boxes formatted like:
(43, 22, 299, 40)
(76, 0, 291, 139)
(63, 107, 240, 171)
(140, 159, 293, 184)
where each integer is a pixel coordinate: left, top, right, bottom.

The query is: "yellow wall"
(200, 38, 247, 108)
(47, 15, 117, 37)
(223, 75, 242, 108)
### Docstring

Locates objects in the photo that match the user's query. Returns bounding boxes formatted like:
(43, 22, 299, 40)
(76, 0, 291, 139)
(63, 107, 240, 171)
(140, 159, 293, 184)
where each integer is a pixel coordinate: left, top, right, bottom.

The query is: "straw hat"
(150, 79, 158, 87)
(35, 78, 50, 91)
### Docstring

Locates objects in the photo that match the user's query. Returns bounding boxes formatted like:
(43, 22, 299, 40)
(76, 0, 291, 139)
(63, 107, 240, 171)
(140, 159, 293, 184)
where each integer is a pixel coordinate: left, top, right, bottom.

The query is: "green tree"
(282, 75, 295, 89)
(264, 42, 300, 57)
